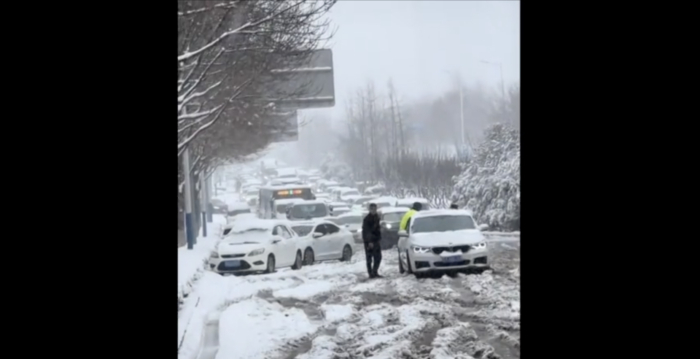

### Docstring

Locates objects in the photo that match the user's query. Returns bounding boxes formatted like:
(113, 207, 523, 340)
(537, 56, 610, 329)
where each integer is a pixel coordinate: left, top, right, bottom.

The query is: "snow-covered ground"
(178, 237, 520, 359)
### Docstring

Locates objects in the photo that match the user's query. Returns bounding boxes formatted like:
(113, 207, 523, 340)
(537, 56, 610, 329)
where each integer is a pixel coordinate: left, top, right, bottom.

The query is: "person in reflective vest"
(399, 202, 423, 232)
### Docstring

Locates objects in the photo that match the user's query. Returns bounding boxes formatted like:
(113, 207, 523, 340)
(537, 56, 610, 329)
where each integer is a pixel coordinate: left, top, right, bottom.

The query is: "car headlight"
(385, 223, 392, 229)
(411, 245, 431, 254)
(357, 228, 362, 233)
(248, 248, 265, 256)
(473, 242, 487, 249)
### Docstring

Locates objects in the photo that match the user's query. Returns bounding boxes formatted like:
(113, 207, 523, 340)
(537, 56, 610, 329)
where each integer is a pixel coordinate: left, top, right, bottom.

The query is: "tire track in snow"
(271, 245, 520, 359)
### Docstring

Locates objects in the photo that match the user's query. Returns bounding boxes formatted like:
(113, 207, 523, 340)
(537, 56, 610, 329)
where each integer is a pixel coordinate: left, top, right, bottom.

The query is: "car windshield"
(375, 202, 392, 208)
(412, 215, 476, 233)
(332, 215, 362, 225)
(292, 225, 314, 237)
(276, 204, 291, 213)
(342, 190, 360, 196)
(333, 209, 350, 216)
(382, 211, 407, 222)
(291, 204, 328, 218)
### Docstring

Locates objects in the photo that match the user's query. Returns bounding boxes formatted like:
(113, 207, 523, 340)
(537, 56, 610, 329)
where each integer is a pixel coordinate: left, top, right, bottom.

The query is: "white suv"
(397, 209, 490, 277)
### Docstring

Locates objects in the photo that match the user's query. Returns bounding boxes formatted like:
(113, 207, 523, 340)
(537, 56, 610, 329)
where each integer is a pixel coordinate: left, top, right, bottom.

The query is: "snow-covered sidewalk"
(178, 215, 226, 310)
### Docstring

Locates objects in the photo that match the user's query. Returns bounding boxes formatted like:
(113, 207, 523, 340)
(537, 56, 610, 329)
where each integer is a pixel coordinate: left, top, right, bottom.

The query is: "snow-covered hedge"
(452, 123, 520, 231)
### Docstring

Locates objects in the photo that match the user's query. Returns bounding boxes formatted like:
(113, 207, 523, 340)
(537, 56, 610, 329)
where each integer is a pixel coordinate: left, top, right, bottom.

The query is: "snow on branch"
(178, 1, 239, 17)
(177, 1, 304, 62)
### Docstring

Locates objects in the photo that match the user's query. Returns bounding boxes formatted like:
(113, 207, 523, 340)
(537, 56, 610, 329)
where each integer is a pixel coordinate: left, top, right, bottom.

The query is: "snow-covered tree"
(319, 153, 353, 184)
(452, 123, 520, 231)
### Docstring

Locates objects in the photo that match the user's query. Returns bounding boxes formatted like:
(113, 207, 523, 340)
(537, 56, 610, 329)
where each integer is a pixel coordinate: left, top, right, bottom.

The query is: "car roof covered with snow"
(291, 199, 327, 206)
(329, 201, 350, 208)
(396, 197, 429, 205)
(370, 196, 397, 204)
(274, 198, 304, 205)
(288, 219, 328, 227)
(228, 218, 291, 233)
(412, 209, 473, 219)
(261, 183, 311, 190)
(337, 211, 364, 219)
(378, 206, 409, 214)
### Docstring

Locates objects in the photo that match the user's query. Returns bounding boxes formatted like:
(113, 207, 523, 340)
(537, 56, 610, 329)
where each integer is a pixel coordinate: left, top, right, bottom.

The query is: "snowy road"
(185, 239, 519, 359)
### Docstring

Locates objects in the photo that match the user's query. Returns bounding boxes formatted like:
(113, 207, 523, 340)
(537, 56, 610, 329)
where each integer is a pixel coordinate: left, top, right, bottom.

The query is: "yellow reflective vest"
(399, 209, 417, 231)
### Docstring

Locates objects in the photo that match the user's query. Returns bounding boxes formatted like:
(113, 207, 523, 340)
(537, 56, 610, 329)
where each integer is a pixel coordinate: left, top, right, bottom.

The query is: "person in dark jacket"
(362, 203, 383, 278)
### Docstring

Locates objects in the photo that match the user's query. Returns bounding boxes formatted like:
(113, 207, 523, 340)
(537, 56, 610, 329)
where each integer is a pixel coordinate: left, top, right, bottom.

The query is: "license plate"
(224, 260, 241, 267)
(443, 255, 462, 263)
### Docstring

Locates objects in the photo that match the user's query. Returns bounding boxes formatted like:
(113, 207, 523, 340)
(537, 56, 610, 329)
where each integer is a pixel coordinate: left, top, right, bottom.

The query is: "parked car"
(377, 206, 409, 249)
(226, 201, 252, 218)
(397, 210, 490, 277)
(209, 198, 228, 214)
(287, 200, 330, 221)
(395, 197, 430, 210)
(370, 196, 398, 209)
(289, 219, 355, 265)
(327, 212, 364, 243)
(209, 219, 303, 275)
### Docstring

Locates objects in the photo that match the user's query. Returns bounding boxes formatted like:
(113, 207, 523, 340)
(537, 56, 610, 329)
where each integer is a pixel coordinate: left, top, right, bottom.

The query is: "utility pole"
(182, 147, 195, 249)
(199, 174, 207, 237)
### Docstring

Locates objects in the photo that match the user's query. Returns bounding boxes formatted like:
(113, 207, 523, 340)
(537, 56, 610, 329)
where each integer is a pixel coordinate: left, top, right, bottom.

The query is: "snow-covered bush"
(452, 123, 520, 231)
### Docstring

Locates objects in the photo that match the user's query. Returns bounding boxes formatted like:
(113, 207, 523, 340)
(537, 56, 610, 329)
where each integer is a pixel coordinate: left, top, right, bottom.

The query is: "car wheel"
(340, 245, 353, 261)
(264, 254, 276, 273)
(398, 249, 405, 274)
(303, 248, 315, 265)
(405, 250, 414, 274)
(291, 251, 303, 270)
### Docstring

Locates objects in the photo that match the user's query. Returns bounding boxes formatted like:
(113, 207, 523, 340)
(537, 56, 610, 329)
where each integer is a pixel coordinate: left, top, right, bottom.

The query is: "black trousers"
(364, 241, 382, 275)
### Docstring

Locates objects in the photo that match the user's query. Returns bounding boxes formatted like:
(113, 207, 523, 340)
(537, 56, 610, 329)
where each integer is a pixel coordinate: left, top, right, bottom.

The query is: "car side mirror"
(398, 230, 408, 238)
(478, 224, 489, 231)
(344, 224, 349, 228)
(312, 232, 323, 238)
(272, 239, 281, 244)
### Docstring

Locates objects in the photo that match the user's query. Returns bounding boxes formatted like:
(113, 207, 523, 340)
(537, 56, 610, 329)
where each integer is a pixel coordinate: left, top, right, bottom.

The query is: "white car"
(287, 200, 330, 221)
(350, 195, 378, 211)
(226, 201, 252, 218)
(395, 197, 431, 210)
(397, 209, 490, 277)
(327, 212, 364, 243)
(338, 188, 361, 201)
(273, 198, 304, 218)
(370, 196, 398, 209)
(314, 193, 331, 203)
(328, 202, 350, 216)
(210, 219, 304, 274)
(289, 220, 355, 265)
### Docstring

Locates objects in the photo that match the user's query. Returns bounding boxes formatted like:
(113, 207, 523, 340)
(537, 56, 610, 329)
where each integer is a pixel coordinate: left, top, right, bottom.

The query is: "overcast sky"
(273, 1, 520, 157)
(304, 0, 519, 121)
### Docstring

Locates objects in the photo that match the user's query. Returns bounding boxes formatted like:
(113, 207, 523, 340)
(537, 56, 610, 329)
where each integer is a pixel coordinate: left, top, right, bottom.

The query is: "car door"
(272, 225, 295, 266)
(312, 224, 332, 259)
(323, 223, 344, 258)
